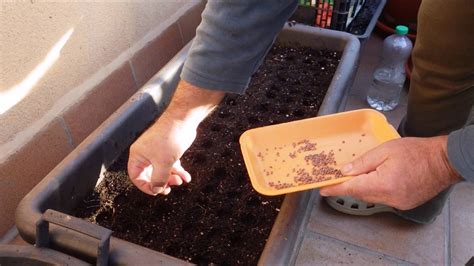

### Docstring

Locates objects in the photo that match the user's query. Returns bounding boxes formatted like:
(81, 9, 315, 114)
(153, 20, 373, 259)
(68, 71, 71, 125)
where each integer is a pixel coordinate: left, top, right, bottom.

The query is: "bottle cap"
(395, 25, 409, 35)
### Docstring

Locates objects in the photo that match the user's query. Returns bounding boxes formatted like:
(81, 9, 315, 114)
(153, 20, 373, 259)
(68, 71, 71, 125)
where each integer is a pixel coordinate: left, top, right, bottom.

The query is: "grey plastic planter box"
(15, 24, 359, 265)
(0, 244, 88, 265)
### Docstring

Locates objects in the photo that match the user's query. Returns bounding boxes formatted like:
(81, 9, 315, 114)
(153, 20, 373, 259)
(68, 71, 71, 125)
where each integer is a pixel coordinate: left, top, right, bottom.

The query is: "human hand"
(127, 114, 194, 196)
(127, 80, 224, 196)
(320, 136, 461, 210)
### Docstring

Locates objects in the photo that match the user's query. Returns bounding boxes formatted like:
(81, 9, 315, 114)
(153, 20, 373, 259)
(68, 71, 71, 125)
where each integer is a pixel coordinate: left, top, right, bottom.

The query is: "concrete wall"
(0, 0, 205, 238)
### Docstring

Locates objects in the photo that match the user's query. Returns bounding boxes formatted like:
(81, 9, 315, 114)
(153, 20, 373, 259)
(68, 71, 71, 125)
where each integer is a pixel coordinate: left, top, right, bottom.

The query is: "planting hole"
(217, 208, 232, 217)
(218, 111, 230, 119)
(254, 103, 269, 112)
(221, 149, 232, 157)
(293, 108, 305, 117)
(265, 90, 276, 99)
(241, 213, 257, 225)
(202, 185, 215, 194)
(246, 196, 260, 206)
(232, 134, 240, 143)
(277, 106, 289, 114)
(201, 139, 213, 149)
(214, 167, 226, 178)
(226, 98, 237, 106)
(193, 153, 207, 164)
(247, 115, 259, 124)
(210, 123, 221, 132)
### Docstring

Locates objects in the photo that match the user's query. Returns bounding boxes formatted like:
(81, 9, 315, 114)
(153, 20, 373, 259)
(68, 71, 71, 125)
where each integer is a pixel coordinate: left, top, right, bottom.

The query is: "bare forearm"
(128, 80, 225, 195)
(161, 80, 225, 128)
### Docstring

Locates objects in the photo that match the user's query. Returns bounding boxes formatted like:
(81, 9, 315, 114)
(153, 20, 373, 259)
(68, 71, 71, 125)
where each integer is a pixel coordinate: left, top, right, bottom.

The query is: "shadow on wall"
(0, 28, 74, 115)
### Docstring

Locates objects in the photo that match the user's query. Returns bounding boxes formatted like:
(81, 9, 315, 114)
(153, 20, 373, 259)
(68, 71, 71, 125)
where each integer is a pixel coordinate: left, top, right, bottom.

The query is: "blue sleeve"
(447, 125, 474, 182)
(180, 0, 298, 94)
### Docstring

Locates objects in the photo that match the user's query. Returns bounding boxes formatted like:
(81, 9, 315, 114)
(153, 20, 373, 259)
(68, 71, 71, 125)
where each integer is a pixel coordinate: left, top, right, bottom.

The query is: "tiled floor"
(295, 35, 474, 265)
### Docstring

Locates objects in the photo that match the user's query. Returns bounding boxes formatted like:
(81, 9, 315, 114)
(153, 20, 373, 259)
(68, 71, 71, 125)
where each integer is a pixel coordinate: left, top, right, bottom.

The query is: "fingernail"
(341, 163, 352, 174)
(152, 186, 164, 195)
(320, 189, 328, 197)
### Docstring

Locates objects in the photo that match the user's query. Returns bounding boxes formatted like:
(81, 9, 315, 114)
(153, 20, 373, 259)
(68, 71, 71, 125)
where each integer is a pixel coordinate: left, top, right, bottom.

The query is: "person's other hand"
(128, 114, 194, 196)
(320, 136, 461, 210)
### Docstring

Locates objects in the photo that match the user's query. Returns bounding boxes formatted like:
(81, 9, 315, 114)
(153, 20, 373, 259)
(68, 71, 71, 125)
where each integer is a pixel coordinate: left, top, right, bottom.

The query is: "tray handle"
(36, 209, 112, 266)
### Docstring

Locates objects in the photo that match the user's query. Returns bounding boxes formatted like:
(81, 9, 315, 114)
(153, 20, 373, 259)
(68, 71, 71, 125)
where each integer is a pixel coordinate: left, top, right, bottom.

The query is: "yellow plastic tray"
(239, 109, 400, 196)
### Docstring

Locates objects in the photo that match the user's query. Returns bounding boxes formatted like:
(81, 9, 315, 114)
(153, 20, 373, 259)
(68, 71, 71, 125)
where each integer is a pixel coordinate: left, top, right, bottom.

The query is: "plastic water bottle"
(366, 25, 413, 111)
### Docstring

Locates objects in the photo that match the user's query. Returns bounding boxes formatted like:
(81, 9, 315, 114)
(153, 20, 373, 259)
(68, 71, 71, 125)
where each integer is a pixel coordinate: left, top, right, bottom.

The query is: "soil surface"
(76, 45, 341, 265)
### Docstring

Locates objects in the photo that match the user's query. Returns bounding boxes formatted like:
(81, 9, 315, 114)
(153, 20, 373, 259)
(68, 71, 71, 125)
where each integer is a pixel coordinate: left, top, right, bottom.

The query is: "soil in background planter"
(76, 45, 341, 265)
(347, 0, 382, 35)
(289, 0, 381, 35)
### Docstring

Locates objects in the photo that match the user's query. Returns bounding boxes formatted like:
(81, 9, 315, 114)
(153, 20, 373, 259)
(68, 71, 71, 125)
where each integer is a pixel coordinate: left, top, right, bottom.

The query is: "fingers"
(172, 160, 192, 183)
(128, 158, 156, 196)
(341, 144, 388, 176)
(320, 171, 383, 204)
(320, 174, 361, 197)
(150, 160, 172, 194)
(149, 160, 192, 195)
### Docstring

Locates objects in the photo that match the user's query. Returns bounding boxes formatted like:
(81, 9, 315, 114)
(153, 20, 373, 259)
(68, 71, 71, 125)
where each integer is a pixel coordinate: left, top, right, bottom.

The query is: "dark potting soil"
(75, 45, 341, 265)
